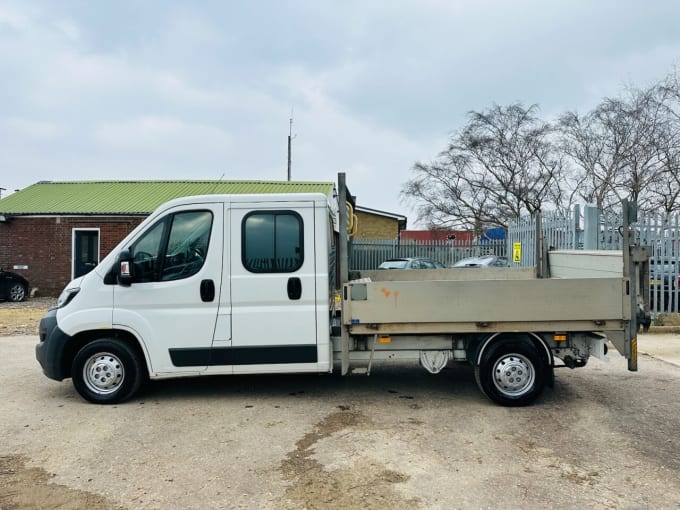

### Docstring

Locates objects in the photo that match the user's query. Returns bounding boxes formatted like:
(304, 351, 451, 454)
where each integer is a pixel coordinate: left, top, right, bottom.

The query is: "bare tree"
(405, 70, 680, 230)
(403, 103, 565, 230)
(559, 100, 631, 210)
(621, 86, 667, 208)
(402, 153, 495, 234)
(559, 85, 666, 212)
(647, 71, 680, 215)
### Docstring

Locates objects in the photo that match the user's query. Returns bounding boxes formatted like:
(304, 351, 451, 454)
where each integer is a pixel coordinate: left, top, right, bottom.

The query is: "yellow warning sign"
(512, 242, 522, 263)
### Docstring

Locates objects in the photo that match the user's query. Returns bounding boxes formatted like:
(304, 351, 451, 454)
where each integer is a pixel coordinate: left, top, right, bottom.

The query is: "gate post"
(572, 204, 581, 249)
(583, 205, 600, 250)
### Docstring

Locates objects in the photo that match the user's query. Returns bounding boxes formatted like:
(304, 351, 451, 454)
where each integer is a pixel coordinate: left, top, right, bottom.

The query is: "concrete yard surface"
(638, 332, 680, 367)
(1, 334, 680, 509)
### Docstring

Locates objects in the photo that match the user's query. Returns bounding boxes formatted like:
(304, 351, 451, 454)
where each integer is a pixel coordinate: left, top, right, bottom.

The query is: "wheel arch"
(474, 332, 553, 368)
(61, 329, 149, 380)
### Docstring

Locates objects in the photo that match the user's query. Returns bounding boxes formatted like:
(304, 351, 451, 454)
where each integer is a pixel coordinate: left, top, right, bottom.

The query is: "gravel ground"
(0, 297, 55, 336)
(2, 330, 680, 509)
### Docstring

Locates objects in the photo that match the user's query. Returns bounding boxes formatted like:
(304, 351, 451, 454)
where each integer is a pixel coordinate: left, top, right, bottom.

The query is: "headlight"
(56, 287, 80, 308)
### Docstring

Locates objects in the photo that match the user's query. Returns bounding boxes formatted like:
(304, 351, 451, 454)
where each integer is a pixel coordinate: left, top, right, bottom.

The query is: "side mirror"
(117, 249, 133, 287)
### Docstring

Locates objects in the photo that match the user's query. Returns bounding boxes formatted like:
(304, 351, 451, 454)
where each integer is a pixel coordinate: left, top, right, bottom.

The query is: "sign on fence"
(512, 242, 522, 263)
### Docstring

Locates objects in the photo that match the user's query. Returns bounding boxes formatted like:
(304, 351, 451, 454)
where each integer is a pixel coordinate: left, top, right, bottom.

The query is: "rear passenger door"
(229, 202, 318, 369)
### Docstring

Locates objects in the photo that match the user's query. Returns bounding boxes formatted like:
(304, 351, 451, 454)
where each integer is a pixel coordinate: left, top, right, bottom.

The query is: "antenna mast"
(287, 110, 293, 181)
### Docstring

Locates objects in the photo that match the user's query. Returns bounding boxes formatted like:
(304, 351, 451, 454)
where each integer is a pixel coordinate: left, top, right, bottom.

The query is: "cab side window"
(131, 211, 213, 283)
(131, 220, 166, 283)
(242, 211, 303, 273)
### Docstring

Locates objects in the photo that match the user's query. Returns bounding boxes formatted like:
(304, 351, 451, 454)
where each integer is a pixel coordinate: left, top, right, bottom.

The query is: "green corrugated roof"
(0, 180, 335, 215)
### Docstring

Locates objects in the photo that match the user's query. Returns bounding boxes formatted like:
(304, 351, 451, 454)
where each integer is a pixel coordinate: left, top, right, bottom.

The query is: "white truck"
(36, 173, 648, 406)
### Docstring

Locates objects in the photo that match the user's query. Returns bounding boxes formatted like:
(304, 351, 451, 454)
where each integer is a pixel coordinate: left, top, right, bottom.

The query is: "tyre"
(475, 338, 548, 407)
(71, 339, 144, 404)
(9, 283, 26, 302)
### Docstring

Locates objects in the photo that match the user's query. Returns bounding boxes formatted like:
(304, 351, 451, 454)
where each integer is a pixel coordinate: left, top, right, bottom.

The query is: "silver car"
(378, 257, 445, 269)
(452, 255, 508, 268)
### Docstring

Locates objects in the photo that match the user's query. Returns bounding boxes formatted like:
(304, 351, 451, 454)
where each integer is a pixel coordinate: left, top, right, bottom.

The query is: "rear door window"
(242, 211, 303, 273)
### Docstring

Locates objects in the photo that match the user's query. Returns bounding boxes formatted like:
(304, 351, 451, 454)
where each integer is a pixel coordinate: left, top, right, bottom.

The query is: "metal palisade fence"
(507, 205, 680, 315)
(506, 206, 637, 264)
(638, 211, 680, 315)
(351, 204, 680, 315)
(506, 207, 581, 267)
(349, 237, 506, 270)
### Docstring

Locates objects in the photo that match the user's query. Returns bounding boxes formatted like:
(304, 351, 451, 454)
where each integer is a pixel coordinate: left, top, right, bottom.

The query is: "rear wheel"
(475, 338, 547, 407)
(72, 339, 144, 404)
(9, 283, 26, 302)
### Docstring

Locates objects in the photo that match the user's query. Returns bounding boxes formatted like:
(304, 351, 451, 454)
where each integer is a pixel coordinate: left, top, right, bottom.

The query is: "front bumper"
(36, 308, 72, 381)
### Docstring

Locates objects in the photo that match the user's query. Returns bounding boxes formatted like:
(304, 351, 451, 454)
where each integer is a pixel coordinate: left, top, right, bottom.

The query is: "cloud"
(3, 117, 62, 139)
(52, 18, 80, 41)
(2, 0, 680, 219)
(94, 116, 234, 158)
(0, 4, 30, 31)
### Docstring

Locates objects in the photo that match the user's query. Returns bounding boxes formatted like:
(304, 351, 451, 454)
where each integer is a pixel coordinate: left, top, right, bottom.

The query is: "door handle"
(287, 277, 302, 300)
(200, 279, 215, 302)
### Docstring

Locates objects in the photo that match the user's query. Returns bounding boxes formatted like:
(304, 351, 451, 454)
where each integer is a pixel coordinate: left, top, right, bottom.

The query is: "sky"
(1, 1, 679, 225)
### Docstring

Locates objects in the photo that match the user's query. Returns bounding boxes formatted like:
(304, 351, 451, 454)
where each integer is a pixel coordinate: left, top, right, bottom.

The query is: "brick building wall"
(1, 209, 404, 294)
(355, 211, 400, 239)
(0, 215, 144, 296)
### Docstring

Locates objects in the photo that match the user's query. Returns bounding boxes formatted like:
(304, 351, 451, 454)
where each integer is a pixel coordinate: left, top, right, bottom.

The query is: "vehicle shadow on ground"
(42, 359, 564, 408)
(123, 361, 560, 408)
(137, 361, 482, 403)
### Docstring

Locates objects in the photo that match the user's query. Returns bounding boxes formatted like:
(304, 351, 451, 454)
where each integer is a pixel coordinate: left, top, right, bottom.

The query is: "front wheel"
(475, 339, 548, 407)
(72, 339, 144, 404)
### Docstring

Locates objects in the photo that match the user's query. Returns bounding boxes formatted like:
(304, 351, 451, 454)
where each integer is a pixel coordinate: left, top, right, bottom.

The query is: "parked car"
(0, 268, 29, 302)
(452, 255, 508, 268)
(378, 257, 445, 269)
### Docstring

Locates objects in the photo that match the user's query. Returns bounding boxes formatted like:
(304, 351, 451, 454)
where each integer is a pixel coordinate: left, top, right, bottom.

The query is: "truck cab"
(37, 193, 336, 403)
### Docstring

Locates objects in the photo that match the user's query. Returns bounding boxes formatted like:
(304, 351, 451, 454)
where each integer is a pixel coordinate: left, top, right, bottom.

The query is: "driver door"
(113, 203, 223, 374)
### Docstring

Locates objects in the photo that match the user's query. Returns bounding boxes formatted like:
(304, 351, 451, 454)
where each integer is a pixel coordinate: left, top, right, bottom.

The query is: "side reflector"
(378, 336, 392, 344)
(629, 338, 638, 372)
(554, 334, 567, 342)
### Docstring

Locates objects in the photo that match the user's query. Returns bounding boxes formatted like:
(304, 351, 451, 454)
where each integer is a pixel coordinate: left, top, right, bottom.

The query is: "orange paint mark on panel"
(380, 287, 391, 298)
